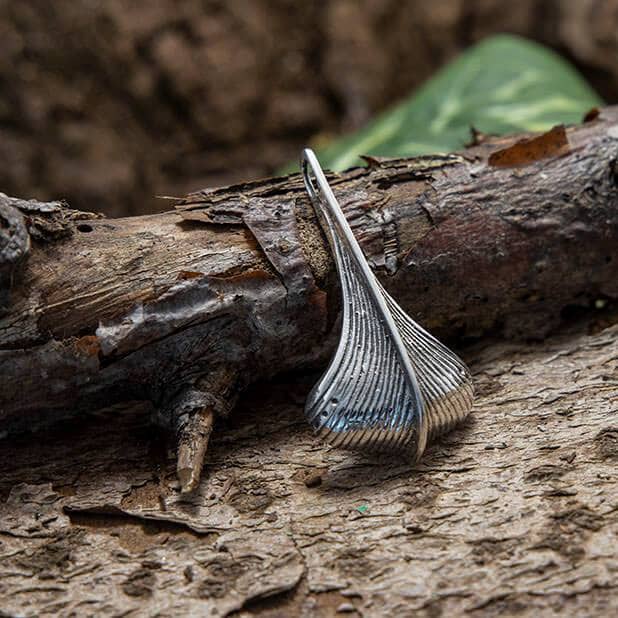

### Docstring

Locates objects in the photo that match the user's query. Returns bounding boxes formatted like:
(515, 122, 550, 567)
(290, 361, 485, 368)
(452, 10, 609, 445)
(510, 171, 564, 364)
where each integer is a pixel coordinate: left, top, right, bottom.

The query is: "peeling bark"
(1, 108, 618, 493)
(0, 316, 616, 616)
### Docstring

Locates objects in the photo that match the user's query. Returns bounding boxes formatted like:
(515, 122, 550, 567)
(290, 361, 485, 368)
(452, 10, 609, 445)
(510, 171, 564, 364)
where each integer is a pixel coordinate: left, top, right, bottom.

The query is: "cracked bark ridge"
(0, 317, 616, 616)
(1, 108, 617, 493)
(0, 195, 30, 313)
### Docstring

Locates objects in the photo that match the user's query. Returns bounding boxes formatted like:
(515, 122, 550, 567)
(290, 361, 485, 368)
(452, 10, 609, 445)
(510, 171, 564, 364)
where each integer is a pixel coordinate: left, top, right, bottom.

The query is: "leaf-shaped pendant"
(301, 149, 474, 459)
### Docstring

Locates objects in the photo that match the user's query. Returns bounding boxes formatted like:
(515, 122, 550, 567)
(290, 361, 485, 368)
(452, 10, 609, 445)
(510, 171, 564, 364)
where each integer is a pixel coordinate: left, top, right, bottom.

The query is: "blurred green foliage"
(289, 34, 602, 172)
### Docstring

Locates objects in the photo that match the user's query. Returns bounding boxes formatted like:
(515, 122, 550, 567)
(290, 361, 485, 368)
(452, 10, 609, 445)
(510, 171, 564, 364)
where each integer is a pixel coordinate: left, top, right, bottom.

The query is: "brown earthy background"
(1, 4, 618, 616)
(1, 0, 617, 216)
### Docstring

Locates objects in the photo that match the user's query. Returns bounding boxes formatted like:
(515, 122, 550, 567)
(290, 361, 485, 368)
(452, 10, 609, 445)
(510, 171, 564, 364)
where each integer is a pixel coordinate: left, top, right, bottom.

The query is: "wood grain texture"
(1, 109, 617, 435)
(0, 317, 616, 616)
(0, 108, 617, 616)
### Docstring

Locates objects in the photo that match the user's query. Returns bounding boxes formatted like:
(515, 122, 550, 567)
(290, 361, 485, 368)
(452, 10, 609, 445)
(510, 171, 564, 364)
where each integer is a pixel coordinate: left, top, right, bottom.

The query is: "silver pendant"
(301, 149, 474, 459)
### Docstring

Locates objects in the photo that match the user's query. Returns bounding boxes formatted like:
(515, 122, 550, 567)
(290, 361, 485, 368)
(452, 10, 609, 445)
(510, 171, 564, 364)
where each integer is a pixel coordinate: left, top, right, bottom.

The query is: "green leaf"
(292, 34, 602, 172)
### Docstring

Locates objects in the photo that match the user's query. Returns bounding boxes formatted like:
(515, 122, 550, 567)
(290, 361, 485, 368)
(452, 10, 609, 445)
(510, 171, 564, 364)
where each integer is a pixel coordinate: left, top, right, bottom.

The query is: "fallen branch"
(1, 108, 617, 491)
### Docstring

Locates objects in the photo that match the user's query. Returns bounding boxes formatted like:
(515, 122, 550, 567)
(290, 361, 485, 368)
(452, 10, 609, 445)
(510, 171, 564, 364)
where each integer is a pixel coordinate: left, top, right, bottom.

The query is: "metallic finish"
(301, 148, 474, 459)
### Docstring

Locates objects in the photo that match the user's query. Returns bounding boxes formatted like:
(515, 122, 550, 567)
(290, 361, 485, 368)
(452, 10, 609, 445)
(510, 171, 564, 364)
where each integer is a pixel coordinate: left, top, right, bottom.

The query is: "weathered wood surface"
(0, 107, 617, 616)
(1, 108, 618, 494)
(0, 111, 616, 617)
(0, 316, 616, 616)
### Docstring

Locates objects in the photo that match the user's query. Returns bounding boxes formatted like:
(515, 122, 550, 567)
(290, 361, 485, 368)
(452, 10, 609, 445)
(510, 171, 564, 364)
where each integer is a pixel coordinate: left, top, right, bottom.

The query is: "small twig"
(177, 406, 215, 493)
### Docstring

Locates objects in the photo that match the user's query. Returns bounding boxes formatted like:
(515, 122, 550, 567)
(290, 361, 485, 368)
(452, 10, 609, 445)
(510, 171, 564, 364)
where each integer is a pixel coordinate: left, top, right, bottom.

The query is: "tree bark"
(1, 108, 618, 492)
(0, 316, 616, 616)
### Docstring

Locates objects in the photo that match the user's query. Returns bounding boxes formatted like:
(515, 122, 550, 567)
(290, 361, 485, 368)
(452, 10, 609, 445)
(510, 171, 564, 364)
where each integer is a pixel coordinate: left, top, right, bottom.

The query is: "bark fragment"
(488, 125, 570, 167)
(0, 195, 30, 313)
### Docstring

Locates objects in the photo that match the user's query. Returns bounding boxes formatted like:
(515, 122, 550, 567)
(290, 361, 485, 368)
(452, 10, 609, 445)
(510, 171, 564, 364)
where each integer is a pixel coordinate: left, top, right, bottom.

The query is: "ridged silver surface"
(301, 148, 474, 459)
